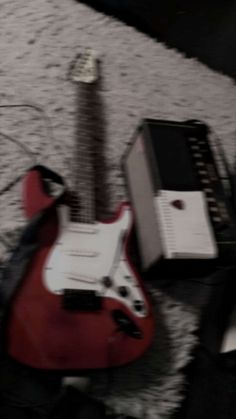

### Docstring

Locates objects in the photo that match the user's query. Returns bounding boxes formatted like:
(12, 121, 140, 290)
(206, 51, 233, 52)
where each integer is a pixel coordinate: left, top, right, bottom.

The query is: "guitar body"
(7, 169, 155, 370)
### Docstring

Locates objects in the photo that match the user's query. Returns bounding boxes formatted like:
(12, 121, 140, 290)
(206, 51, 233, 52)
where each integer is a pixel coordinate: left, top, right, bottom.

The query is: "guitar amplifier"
(124, 119, 236, 271)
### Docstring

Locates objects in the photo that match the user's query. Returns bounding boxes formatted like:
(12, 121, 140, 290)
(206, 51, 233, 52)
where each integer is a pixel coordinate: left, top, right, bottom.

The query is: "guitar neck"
(71, 82, 96, 224)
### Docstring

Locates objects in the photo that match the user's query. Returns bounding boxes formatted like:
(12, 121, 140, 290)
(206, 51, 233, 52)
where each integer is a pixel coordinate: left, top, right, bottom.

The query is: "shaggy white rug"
(0, 0, 235, 417)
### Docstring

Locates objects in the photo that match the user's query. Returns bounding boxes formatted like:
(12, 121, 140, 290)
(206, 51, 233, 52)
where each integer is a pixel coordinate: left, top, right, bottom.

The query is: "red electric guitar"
(6, 51, 155, 371)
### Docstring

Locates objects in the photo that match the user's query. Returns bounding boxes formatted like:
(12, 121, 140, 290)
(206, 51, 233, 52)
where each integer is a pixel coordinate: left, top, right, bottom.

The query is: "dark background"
(78, 0, 236, 79)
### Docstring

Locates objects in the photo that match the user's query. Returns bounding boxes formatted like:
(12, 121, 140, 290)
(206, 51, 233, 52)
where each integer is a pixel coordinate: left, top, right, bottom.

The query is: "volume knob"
(103, 276, 112, 288)
(118, 286, 129, 298)
(134, 300, 144, 312)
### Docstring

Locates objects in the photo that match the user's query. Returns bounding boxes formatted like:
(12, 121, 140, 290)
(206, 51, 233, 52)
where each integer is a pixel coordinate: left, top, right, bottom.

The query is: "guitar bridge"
(62, 289, 102, 312)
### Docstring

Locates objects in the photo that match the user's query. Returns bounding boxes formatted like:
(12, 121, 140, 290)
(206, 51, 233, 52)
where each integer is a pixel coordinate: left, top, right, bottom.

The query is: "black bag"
(0, 166, 66, 418)
(0, 165, 65, 314)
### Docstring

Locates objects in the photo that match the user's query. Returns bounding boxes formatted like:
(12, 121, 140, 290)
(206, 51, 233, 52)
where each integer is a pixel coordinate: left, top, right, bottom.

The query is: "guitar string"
(82, 84, 92, 224)
(73, 83, 95, 224)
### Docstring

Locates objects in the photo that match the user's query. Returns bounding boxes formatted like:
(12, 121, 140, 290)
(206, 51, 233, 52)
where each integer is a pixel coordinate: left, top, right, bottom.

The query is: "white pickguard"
(44, 205, 147, 317)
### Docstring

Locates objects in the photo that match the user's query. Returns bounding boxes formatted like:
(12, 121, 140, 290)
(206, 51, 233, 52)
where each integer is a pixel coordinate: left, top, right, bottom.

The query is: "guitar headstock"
(69, 50, 99, 84)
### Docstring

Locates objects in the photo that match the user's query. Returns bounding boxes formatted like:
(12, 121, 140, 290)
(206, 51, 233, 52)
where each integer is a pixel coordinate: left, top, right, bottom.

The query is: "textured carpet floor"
(0, 0, 235, 418)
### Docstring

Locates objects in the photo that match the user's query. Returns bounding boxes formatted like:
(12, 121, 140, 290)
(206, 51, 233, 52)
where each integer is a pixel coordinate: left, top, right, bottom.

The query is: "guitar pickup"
(66, 250, 99, 257)
(62, 289, 102, 312)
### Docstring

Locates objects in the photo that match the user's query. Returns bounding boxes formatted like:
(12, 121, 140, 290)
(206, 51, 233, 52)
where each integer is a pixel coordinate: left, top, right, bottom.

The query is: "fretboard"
(70, 82, 96, 224)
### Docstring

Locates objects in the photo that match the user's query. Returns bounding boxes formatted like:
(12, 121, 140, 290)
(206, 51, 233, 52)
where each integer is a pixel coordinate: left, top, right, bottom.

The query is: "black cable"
(155, 263, 236, 288)
(0, 102, 56, 196)
(0, 131, 36, 164)
(0, 235, 12, 251)
(0, 131, 36, 197)
(0, 103, 55, 146)
(209, 127, 236, 206)
(176, 278, 229, 287)
(0, 174, 23, 197)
